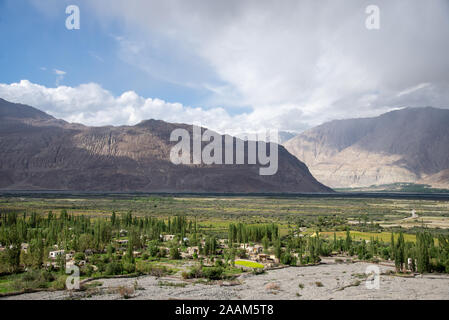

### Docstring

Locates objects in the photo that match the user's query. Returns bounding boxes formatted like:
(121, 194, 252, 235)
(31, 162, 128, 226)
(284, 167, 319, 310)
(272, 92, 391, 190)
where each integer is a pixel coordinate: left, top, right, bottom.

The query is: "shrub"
(51, 276, 67, 290)
(184, 266, 203, 279)
(157, 248, 166, 258)
(74, 252, 85, 262)
(80, 265, 94, 277)
(252, 268, 265, 275)
(202, 267, 223, 280)
(265, 282, 280, 290)
(123, 262, 136, 274)
(101, 255, 110, 264)
(214, 259, 224, 267)
(170, 246, 181, 260)
(136, 263, 169, 277)
(149, 245, 159, 257)
(431, 259, 446, 273)
(118, 286, 134, 299)
(105, 261, 123, 275)
(12, 269, 55, 291)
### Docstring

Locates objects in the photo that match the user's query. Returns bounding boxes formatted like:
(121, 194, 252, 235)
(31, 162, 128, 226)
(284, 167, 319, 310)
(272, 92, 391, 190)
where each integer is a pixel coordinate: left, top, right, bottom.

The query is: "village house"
(249, 253, 258, 261)
(21, 243, 29, 253)
(49, 250, 65, 259)
(218, 239, 228, 248)
(116, 239, 129, 245)
(268, 254, 279, 263)
(119, 229, 128, 237)
(161, 234, 175, 242)
(181, 252, 191, 259)
(65, 251, 75, 261)
(133, 251, 141, 257)
(187, 246, 199, 255)
(245, 245, 263, 255)
(256, 253, 269, 262)
(117, 246, 127, 252)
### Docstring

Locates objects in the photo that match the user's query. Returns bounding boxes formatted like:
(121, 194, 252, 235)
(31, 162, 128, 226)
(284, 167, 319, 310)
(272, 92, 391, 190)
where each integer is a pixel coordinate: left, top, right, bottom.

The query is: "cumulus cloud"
(0, 80, 268, 135)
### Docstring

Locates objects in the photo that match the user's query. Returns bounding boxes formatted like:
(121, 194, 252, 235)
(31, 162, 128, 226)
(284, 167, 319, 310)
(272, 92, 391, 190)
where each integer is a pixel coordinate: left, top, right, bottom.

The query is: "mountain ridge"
(0, 98, 332, 193)
(284, 107, 449, 188)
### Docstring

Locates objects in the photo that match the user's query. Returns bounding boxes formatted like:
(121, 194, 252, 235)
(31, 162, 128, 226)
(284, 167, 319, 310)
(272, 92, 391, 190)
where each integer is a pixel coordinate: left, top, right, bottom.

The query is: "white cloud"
(2, 78, 445, 137)
(397, 83, 430, 98)
(53, 69, 67, 86)
(53, 69, 66, 76)
(5, 1, 449, 134)
(85, 0, 449, 127)
(0, 80, 254, 135)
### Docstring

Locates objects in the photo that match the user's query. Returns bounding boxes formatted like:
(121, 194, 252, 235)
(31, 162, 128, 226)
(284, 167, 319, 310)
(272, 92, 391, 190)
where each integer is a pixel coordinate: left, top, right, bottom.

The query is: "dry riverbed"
(3, 258, 449, 300)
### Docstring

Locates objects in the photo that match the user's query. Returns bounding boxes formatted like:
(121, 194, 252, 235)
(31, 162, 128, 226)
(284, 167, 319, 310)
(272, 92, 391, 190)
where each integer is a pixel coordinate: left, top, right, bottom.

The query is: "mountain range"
(0, 98, 331, 193)
(284, 107, 449, 189)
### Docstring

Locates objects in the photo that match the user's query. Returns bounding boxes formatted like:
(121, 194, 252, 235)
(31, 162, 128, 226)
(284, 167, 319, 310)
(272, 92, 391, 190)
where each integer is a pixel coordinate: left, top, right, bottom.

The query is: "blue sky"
(0, 0, 225, 109)
(1, 0, 448, 133)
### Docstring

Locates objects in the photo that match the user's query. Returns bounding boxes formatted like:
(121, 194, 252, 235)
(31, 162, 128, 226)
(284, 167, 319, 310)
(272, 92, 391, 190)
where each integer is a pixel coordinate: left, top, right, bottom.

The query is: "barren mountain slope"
(0, 98, 332, 193)
(284, 107, 449, 188)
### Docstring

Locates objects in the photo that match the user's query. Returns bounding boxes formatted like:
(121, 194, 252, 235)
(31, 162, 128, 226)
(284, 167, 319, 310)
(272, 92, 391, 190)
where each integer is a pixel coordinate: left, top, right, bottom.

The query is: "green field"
(1, 193, 448, 295)
(1, 194, 448, 237)
(235, 260, 264, 269)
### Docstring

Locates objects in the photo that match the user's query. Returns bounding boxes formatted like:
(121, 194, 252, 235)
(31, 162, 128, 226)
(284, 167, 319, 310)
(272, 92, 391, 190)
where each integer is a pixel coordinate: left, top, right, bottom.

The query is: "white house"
(65, 252, 75, 261)
(49, 250, 65, 259)
(162, 234, 175, 242)
(187, 246, 199, 255)
(21, 243, 29, 253)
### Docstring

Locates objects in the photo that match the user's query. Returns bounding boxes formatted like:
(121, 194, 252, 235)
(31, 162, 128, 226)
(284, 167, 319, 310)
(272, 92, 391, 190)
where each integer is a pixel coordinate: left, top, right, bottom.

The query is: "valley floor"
(4, 257, 449, 300)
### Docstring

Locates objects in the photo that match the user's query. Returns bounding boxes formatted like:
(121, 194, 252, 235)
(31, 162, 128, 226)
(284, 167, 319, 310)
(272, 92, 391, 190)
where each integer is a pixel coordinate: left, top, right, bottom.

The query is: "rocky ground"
(3, 258, 449, 300)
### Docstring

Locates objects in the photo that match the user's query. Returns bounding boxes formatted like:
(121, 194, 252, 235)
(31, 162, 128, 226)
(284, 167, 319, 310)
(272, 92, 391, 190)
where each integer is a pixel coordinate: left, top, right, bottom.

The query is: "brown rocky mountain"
(0, 98, 332, 193)
(284, 107, 449, 188)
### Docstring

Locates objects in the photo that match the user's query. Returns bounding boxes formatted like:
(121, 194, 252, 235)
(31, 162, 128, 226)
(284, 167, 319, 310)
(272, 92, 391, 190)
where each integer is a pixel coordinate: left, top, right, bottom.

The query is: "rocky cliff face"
(284, 107, 449, 188)
(0, 98, 332, 193)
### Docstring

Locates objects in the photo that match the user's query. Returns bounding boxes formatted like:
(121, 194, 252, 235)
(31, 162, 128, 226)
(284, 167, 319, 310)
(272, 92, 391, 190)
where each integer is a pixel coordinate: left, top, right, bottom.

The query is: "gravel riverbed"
(3, 259, 449, 300)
